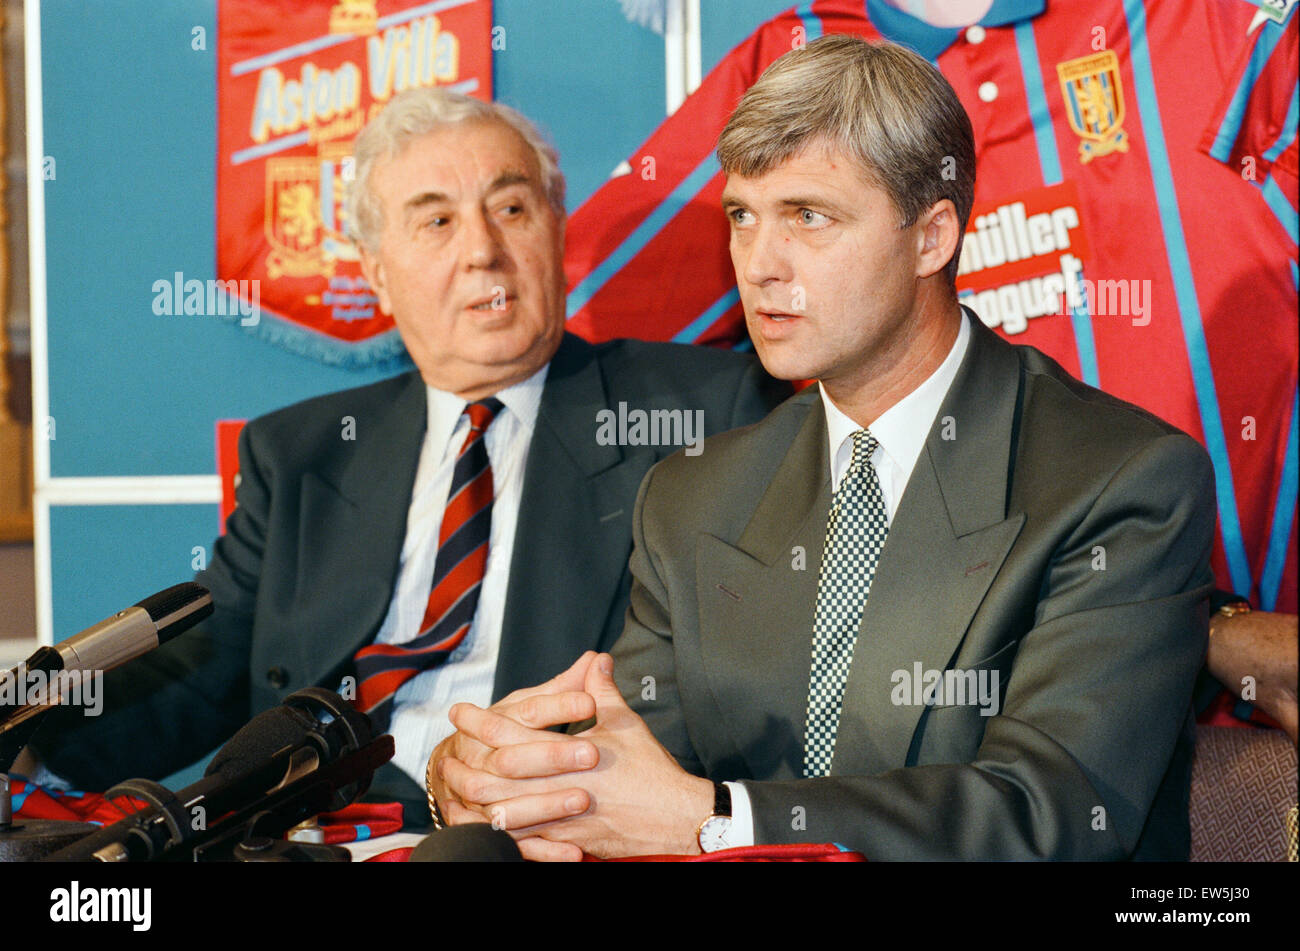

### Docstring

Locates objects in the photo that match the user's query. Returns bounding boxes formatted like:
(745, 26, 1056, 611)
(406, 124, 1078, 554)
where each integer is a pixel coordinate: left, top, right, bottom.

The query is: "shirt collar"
(865, 0, 1046, 61)
(425, 361, 550, 455)
(820, 307, 971, 490)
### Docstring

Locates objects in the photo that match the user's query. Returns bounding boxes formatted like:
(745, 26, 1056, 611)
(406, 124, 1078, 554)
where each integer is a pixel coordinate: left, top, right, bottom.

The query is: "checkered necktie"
(353, 397, 504, 730)
(802, 429, 888, 777)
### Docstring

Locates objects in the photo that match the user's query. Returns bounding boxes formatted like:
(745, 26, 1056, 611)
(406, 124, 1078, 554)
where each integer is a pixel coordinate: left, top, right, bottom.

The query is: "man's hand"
(440, 653, 714, 861)
(425, 651, 601, 821)
(1208, 610, 1298, 744)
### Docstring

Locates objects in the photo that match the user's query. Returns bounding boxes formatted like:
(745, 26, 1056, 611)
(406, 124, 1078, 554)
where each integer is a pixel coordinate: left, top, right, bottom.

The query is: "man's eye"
(728, 208, 753, 225)
(798, 208, 830, 226)
(422, 216, 450, 229)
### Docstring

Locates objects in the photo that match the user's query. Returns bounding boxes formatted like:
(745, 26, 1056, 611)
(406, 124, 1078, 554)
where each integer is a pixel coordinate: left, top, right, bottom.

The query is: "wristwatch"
(696, 781, 734, 853)
(1209, 590, 1251, 637)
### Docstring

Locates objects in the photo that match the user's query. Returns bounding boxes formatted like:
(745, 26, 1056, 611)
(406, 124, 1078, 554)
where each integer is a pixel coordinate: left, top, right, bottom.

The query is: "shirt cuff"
(723, 781, 756, 847)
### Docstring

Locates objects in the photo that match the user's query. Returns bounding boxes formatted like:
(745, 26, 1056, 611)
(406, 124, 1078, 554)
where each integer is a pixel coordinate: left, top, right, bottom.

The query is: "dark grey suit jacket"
(613, 314, 1216, 859)
(40, 333, 788, 816)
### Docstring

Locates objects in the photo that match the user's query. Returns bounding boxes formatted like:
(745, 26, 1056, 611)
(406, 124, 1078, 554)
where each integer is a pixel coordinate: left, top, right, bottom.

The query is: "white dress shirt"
(723, 310, 971, 849)
(378, 363, 548, 787)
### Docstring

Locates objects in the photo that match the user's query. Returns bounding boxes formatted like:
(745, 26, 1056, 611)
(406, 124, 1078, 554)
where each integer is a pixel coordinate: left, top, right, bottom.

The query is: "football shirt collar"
(864, 0, 1046, 61)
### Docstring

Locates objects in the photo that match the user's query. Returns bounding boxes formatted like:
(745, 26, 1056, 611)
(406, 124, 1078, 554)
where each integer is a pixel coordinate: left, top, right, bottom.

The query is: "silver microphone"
(53, 583, 212, 675)
(0, 583, 212, 731)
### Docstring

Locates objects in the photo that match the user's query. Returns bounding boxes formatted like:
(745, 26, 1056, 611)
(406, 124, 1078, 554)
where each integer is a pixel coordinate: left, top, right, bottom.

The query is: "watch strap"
(1209, 589, 1251, 614)
(712, 780, 732, 819)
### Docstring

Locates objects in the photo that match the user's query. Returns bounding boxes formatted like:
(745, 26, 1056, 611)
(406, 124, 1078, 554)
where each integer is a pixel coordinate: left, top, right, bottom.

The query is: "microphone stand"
(0, 648, 99, 861)
(1, 583, 214, 861)
(41, 688, 394, 862)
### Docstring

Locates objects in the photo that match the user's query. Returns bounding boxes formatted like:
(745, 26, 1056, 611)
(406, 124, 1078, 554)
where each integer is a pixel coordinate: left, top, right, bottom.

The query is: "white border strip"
(684, 0, 701, 98)
(664, 0, 702, 115)
(0, 641, 35, 667)
(41, 476, 223, 506)
(665, 0, 684, 115)
(26, 0, 51, 647)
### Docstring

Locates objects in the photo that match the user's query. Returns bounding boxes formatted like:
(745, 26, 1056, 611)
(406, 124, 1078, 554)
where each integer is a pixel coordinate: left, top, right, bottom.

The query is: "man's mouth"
(467, 293, 515, 312)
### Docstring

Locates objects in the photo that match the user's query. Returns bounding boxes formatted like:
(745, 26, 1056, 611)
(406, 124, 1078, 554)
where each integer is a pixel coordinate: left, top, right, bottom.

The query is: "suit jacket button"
(266, 666, 289, 689)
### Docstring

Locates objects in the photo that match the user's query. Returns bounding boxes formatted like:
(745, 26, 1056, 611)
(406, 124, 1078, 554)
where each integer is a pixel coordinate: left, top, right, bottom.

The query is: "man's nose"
(461, 210, 505, 269)
(739, 221, 793, 287)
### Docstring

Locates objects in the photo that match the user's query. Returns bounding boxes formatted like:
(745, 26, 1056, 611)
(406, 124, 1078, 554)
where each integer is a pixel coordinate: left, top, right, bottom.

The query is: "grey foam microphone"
(407, 825, 524, 862)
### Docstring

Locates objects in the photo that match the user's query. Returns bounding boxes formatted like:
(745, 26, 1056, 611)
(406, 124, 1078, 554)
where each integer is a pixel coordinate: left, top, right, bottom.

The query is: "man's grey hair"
(717, 34, 976, 286)
(346, 88, 566, 251)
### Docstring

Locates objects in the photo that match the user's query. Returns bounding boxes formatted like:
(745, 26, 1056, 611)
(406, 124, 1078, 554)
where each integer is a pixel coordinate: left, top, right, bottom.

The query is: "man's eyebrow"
(399, 171, 535, 221)
(720, 193, 853, 219)
(402, 191, 450, 219)
(486, 170, 533, 192)
(778, 195, 844, 213)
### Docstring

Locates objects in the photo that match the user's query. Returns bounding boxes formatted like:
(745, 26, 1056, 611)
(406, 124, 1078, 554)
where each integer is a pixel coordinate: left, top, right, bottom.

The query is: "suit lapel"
(293, 371, 428, 688)
(495, 334, 649, 698)
(698, 313, 1029, 779)
(834, 313, 1027, 774)
(831, 452, 1025, 774)
(696, 388, 830, 780)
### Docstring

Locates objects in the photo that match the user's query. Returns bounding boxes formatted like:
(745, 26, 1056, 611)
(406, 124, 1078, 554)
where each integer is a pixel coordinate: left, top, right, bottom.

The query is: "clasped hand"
(425, 651, 712, 861)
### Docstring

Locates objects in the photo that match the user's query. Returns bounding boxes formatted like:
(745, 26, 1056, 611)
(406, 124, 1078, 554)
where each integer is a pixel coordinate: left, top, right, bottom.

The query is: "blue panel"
(49, 504, 223, 640)
(49, 504, 228, 788)
(40, 0, 399, 478)
(701, 0, 799, 75)
(161, 757, 213, 790)
(494, 0, 666, 210)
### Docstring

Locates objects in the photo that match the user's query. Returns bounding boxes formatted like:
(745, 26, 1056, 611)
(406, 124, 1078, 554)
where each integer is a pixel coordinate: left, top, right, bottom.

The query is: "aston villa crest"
(1057, 51, 1129, 164)
(264, 145, 358, 281)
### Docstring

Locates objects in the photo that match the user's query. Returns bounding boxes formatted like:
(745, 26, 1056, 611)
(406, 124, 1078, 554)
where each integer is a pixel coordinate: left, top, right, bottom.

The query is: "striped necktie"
(353, 397, 505, 730)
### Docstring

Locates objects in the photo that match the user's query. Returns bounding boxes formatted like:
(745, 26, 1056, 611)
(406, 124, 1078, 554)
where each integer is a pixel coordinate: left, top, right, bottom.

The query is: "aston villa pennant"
(217, 0, 492, 366)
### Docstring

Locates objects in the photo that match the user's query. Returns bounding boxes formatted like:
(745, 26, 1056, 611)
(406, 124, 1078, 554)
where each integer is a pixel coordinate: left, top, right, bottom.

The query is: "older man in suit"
(33, 89, 786, 825)
(432, 36, 1216, 860)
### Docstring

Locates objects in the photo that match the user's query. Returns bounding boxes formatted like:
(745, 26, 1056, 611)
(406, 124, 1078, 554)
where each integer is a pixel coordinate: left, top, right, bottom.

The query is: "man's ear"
(359, 243, 392, 315)
(916, 199, 960, 281)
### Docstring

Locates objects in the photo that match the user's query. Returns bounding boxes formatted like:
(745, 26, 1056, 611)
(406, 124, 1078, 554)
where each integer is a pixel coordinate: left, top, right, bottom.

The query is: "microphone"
(41, 688, 391, 862)
(203, 689, 371, 785)
(53, 582, 212, 676)
(0, 583, 212, 859)
(407, 825, 524, 862)
(1, 583, 212, 745)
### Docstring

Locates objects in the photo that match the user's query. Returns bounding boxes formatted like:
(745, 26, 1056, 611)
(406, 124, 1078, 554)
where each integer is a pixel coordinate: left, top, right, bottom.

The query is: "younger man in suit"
(431, 36, 1216, 860)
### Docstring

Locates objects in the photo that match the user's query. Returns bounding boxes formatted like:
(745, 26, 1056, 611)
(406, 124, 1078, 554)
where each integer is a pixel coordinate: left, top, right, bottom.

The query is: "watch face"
(698, 816, 733, 853)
